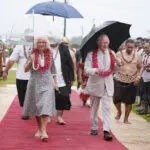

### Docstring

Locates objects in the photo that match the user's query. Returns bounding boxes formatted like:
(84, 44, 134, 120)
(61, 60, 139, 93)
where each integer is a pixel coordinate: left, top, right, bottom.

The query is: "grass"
(132, 103, 150, 122)
(73, 80, 77, 86)
(0, 63, 17, 85)
(0, 70, 16, 85)
(12, 63, 17, 68)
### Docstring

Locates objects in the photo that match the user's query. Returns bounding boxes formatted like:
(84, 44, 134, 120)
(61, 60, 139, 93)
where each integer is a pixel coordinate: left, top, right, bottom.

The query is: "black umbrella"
(80, 21, 131, 62)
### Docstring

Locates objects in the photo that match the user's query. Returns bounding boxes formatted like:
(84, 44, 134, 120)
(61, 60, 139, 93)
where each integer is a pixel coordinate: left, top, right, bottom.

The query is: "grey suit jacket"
(84, 50, 114, 97)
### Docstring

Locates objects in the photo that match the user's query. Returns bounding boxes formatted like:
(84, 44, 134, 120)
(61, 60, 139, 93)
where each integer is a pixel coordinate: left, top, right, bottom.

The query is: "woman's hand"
(54, 83, 59, 91)
(24, 55, 34, 72)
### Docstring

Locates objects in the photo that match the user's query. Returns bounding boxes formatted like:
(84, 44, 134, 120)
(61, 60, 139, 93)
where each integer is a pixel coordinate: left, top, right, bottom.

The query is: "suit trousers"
(90, 89, 112, 132)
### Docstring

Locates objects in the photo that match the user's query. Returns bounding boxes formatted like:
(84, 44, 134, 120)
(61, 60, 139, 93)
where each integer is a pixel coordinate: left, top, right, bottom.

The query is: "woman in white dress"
(23, 37, 58, 142)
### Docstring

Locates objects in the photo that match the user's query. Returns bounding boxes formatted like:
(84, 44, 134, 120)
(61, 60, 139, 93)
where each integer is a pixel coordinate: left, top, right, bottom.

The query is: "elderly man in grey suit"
(84, 34, 115, 141)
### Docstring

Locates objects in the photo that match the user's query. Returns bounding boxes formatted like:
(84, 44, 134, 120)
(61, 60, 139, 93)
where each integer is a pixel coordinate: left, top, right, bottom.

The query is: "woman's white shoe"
(35, 130, 42, 138)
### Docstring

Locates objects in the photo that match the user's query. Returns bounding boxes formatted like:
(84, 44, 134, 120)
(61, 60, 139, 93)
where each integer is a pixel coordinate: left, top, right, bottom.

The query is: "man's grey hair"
(97, 34, 110, 43)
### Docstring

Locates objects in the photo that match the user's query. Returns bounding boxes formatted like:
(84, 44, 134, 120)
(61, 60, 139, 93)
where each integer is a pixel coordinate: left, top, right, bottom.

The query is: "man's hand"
(134, 76, 141, 85)
(2, 71, 8, 81)
(115, 58, 124, 67)
(95, 68, 104, 76)
(95, 68, 101, 74)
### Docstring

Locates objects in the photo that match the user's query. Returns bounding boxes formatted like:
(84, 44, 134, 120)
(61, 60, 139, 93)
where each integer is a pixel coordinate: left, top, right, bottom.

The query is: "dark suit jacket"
(58, 44, 74, 86)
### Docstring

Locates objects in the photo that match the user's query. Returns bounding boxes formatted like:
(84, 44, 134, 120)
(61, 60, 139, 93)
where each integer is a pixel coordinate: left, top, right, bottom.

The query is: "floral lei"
(92, 49, 115, 78)
(33, 48, 51, 72)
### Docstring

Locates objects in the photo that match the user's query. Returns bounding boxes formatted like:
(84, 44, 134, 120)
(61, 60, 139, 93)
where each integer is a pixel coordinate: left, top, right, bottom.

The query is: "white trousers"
(90, 90, 112, 132)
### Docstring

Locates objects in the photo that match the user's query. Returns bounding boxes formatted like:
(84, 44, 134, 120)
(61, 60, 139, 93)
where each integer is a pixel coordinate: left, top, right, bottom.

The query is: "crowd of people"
(0, 35, 150, 142)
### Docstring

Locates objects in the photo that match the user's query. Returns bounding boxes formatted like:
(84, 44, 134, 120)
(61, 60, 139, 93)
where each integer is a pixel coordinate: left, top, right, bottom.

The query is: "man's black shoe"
(22, 116, 29, 120)
(104, 131, 113, 141)
(90, 130, 98, 136)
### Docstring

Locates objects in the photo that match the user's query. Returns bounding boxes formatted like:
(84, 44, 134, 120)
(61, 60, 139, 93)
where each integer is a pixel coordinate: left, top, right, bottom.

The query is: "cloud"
(0, 0, 150, 38)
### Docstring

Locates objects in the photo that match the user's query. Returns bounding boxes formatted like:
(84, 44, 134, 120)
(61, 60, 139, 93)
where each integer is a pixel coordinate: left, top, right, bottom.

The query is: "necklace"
(23, 46, 28, 59)
(33, 49, 51, 72)
(121, 50, 135, 64)
(92, 49, 115, 78)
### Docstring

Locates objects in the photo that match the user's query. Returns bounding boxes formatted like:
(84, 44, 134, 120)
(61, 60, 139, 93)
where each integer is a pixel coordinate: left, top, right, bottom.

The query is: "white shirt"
(52, 48, 66, 87)
(9, 45, 31, 80)
(136, 48, 144, 60)
(142, 54, 150, 82)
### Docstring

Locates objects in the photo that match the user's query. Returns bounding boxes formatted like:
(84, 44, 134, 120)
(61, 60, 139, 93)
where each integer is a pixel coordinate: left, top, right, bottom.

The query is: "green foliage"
(132, 104, 150, 122)
(8, 47, 13, 55)
(73, 80, 77, 86)
(0, 70, 16, 85)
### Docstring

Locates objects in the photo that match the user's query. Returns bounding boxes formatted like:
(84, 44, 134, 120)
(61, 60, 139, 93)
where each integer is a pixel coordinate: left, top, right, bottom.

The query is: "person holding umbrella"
(84, 34, 115, 141)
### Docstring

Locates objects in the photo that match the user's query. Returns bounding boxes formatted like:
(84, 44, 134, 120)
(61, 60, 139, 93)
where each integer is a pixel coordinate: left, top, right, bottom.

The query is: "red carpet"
(0, 91, 127, 150)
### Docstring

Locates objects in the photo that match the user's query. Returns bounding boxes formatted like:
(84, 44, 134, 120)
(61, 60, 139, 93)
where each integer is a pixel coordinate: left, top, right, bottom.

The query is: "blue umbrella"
(26, 1, 83, 18)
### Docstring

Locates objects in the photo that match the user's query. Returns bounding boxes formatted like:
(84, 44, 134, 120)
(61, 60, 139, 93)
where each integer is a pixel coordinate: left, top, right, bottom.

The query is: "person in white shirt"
(3, 44, 31, 120)
(135, 37, 144, 56)
(141, 42, 150, 114)
(135, 38, 146, 113)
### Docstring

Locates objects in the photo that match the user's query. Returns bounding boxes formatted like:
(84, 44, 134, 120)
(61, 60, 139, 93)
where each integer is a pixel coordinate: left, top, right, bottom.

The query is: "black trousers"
(16, 79, 28, 107)
(143, 81, 150, 105)
(55, 86, 71, 111)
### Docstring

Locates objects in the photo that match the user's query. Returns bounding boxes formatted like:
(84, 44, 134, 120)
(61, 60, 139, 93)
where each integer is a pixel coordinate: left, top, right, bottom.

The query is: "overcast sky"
(0, 0, 150, 38)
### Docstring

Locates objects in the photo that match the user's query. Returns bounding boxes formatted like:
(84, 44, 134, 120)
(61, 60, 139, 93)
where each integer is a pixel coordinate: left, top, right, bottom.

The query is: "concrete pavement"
(0, 84, 17, 121)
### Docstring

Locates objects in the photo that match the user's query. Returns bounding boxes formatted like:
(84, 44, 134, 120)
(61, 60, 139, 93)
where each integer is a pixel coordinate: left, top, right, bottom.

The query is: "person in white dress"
(23, 37, 57, 142)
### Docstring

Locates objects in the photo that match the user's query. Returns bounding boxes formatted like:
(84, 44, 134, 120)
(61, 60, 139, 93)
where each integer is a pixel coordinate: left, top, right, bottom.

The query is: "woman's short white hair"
(34, 36, 50, 49)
